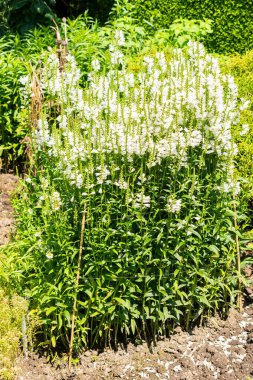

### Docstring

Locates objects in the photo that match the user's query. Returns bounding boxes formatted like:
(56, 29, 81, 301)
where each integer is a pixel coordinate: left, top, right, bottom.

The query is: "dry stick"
(233, 195, 242, 312)
(68, 203, 87, 371)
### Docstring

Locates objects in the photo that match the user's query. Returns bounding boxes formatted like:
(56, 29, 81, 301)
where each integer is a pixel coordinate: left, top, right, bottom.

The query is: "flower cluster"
(28, 34, 247, 205)
(166, 198, 182, 213)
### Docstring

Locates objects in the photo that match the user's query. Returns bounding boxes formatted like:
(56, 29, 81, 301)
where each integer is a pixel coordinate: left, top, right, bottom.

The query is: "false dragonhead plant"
(12, 33, 249, 353)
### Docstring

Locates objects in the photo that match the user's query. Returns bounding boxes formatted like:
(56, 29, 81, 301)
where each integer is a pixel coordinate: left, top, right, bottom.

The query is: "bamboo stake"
(68, 203, 87, 371)
(233, 195, 242, 312)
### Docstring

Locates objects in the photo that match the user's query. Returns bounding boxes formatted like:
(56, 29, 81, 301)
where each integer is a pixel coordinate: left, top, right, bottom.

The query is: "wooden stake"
(68, 203, 87, 371)
(233, 196, 242, 312)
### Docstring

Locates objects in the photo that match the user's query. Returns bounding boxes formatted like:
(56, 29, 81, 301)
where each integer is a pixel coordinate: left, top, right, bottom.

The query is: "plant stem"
(68, 202, 87, 371)
(233, 196, 242, 312)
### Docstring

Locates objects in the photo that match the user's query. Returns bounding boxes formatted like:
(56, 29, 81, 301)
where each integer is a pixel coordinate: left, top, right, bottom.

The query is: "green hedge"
(218, 51, 253, 224)
(131, 0, 253, 54)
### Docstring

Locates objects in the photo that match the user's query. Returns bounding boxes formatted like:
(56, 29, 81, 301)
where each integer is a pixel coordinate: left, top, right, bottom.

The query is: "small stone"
(247, 332, 253, 343)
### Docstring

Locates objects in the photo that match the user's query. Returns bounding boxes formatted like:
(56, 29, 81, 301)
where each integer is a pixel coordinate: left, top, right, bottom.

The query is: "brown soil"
(0, 174, 253, 380)
(0, 173, 18, 245)
(14, 306, 253, 380)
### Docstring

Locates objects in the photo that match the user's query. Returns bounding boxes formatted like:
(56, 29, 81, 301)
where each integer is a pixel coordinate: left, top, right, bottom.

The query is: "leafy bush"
(9, 37, 246, 354)
(218, 51, 253, 224)
(130, 0, 253, 54)
(168, 18, 213, 48)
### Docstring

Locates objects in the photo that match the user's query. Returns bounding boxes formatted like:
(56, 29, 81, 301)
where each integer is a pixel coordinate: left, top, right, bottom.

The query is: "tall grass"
(7, 32, 248, 355)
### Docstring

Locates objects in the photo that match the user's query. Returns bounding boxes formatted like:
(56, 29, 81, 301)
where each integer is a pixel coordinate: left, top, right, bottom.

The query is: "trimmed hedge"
(131, 0, 253, 54)
(219, 51, 253, 223)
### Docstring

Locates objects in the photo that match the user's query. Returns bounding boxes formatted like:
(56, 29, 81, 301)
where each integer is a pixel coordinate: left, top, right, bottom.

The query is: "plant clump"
(12, 32, 249, 353)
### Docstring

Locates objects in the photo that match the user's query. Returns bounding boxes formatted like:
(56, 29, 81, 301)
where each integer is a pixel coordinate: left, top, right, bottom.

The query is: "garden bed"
(1, 174, 253, 379)
(14, 303, 253, 379)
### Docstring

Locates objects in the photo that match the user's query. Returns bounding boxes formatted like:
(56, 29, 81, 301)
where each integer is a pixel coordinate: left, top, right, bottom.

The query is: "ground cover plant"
(3, 19, 250, 361)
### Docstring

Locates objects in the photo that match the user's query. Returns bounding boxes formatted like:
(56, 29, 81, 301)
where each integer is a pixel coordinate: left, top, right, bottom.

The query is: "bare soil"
(0, 173, 18, 245)
(1, 174, 253, 380)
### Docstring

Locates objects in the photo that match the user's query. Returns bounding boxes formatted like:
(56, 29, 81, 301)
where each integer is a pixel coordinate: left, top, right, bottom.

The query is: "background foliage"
(0, 0, 114, 34)
(219, 51, 253, 224)
(0, 29, 54, 170)
(130, 0, 253, 55)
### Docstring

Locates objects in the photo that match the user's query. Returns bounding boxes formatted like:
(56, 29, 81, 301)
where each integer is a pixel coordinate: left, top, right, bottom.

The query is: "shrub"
(9, 37, 247, 354)
(129, 0, 253, 54)
(218, 51, 253, 224)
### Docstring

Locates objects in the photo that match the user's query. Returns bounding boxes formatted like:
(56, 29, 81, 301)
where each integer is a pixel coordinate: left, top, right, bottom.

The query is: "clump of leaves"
(169, 18, 213, 47)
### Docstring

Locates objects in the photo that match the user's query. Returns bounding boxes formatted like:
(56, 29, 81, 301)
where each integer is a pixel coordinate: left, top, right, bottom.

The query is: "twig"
(68, 202, 87, 371)
(233, 195, 242, 312)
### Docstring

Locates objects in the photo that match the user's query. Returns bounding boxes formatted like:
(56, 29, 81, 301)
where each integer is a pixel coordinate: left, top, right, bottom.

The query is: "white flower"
(114, 30, 125, 46)
(91, 59, 100, 72)
(46, 252, 54, 259)
(240, 99, 250, 111)
(132, 192, 151, 209)
(114, 180, 128, 190)
(51, 191, 62, 210)
(76, 174, 83, 189)
(240, 124, 249, 136)
(166, 198, 182, 213)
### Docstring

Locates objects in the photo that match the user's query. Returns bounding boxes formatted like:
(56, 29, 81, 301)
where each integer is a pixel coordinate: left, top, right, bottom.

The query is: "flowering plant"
(14, 33, 248, 351)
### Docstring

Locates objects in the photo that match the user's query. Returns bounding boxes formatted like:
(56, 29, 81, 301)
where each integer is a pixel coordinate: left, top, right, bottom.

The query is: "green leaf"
(51, 335, 56, 348)
(130, 318, 136, 334)
(45, 306, 56, 316)
(208, 244, 220, 257)
(114, 297, 131, 309)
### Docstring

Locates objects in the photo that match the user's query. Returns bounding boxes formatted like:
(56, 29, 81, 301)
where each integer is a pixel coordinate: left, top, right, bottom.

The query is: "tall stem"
(233, 196, 242, 312)
(69, 202, 87, 371)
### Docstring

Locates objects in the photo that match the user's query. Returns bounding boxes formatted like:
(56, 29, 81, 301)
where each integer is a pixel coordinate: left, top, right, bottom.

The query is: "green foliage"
(0, 0, 115, 34)
(76, 0, 115, 23)
(0, 289, 28, 379)
(219, 51, 253, 224)
(169, 18, 213, 47)
(0, 15, 169, 171)
(7, 38, 242, 354)
(0, 0, 55, 34)
(130, 0, 253, 54)
(0, 28, 54, 171)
